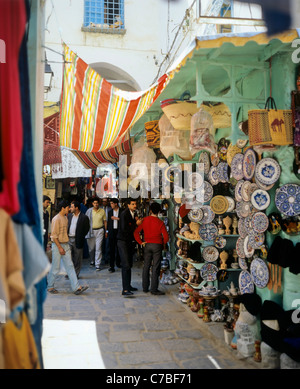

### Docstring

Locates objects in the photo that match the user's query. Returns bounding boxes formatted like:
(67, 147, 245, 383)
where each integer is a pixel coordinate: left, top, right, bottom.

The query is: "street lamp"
(44, 54, 54, 93)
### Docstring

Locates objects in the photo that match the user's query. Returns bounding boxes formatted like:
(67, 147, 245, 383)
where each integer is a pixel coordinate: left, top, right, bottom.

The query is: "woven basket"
(160, 99, 198, 130)
(145, 120, 160, 148)
(200, 103, 231, 129)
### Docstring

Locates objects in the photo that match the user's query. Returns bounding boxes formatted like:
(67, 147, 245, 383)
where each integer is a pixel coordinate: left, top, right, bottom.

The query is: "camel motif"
(271, 118, 284, 133)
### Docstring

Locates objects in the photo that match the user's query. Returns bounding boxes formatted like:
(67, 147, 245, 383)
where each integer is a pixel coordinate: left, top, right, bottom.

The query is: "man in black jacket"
(106, 198, 122, 273)
(117, 198, 143, 296)
(68, 200, 90, 277)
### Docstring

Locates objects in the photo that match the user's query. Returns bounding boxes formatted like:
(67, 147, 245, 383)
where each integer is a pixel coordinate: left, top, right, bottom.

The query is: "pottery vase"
(232, 216, 238, 235)
(197, 299, 205, 318)
(220, 250, 229, 270)
(223, 215, 232, 235)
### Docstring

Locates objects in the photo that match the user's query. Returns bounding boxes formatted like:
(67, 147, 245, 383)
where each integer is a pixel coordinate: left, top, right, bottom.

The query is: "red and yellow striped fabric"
(60, 44, 171, 152)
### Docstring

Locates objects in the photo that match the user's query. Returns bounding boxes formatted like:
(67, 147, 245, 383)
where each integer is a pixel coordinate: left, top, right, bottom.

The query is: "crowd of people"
(42, 196, 169, 297)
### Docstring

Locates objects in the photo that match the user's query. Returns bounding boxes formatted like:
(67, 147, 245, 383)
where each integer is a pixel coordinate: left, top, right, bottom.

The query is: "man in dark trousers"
(117, 198, 143, 296)
(43, 195, 51, 252)
(68, 200, 90, 277)
(134, 202, 169, 295)
(106, 198, 122, 273)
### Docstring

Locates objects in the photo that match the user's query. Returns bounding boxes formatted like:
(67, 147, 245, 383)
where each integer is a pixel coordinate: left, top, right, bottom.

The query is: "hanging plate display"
(188, 208, 203, 223)
(248, 231, 265, 249)
(236, 237, 246, 259)
(244, 235, 255, 258)
(225, 196, 235, 212)
(208, 166, 219, 186)
(198, 181, 214, 203)
(251, 212, 269, 233)
(235, 180, 245, 202)
(241, 180, 252, 202)
(188, 172, 204, 190)
(255, 158, 281, 186)
(214, 235, 227, 249)
(256, 177, 275, 191)
(210, 195, 229, 215)
(238, 257, 248, 270)
(251, 189, 270, 211)
(250, 257, 269, 288)
(236, 201, 251, 218)
(239, 270, 255, 294)
(243, 148, 256, 181)
(231, 153, 244, 181)
(198, 151, 211, 175)
(200, 263, 218, 282)
(238, 218, 247, 238)
(200, 205, 215, 224)
(199, 223, 218, 241)
(217, 162, 229, 183)
(275, 184, 300, 217)
(202, 246, 219, 262)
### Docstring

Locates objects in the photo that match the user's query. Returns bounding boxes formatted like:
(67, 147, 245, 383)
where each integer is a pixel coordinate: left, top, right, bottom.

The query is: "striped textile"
(71, 132, 132, 169)
(60, 44, 171, 152)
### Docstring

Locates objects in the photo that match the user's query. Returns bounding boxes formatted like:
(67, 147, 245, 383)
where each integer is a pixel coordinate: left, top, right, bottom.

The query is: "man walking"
(68, 200, 90, 277)
(101, 197, 112, 265)
(134, 202, 169, 295)
(47, 200, 89, 295)
(43, 195, 51, 252)
(106, 198, 122, 273)
(117, 198, 142, 296)
(85, 197, 107, 271)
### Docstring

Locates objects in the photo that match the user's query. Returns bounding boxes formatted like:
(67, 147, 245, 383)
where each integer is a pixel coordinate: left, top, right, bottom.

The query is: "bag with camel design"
(248, 96, 293, 146)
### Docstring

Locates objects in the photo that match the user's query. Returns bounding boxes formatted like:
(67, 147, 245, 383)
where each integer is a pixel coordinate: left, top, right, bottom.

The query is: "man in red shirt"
(134, 202, 169, 295)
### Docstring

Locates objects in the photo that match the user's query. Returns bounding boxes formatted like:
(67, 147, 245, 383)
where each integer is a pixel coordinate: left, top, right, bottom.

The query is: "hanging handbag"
(248, 97, 293, 146)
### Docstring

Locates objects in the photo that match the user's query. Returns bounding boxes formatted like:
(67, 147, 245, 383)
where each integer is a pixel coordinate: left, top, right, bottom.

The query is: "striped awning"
(59, 44, 172, 152)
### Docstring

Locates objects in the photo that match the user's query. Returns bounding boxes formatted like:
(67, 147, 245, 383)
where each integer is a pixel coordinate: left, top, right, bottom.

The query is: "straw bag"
(200, 103, 231, 129)
(248, 97, 293, 146)
(145, 120, 160, 148)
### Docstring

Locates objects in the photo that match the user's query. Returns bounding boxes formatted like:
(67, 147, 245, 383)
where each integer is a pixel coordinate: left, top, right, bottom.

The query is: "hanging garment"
(0, 0, 27, 215)
(43, 112, 62, 165)
(2, 311, 40, 369)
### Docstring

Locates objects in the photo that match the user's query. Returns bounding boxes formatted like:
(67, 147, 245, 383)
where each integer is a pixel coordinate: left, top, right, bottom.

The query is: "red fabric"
(134, 216, 169, 245)
(43, 112, 62, 165)
(0, 0, 27, 215)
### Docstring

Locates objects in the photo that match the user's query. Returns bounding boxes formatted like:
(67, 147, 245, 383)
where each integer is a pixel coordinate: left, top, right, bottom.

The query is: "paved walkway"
(42, 258, 262, 370)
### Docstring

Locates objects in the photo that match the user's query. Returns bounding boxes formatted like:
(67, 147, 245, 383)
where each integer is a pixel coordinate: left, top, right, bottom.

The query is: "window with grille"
(83, 0, 125, 32)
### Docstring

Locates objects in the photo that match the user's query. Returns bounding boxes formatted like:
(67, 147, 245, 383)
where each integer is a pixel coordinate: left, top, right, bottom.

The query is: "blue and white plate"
(200, 205, 215, 224)
(231, 153, 244, 181)
(244, 235, 255, 258)
(217, 162, 229, 183)
(239, 270, 255, 294)
(214, 235, 227, 249)
(208, 166, 219, 186)
(200, 263, 218, 282)
(250, 257, 269, 288)
(199, 223, 218, 241)
(251, 189, 270, 211)
(243, 148, 256, 181)
(197, 181, 214, 203)
(238, 257, 248, 270)
(251, 212, 269, 233)
(248, 230, 265, 249)
(235, 180, 244, 202)
(255, 158, 281, 186)
(275, 183, 300, 216)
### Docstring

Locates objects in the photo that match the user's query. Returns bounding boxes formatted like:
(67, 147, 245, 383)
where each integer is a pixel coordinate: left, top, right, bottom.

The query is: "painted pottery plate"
(236, 200, 251, 218)
(199, 223, 218, 241)
(239, 270, 255, 294)
(275, 184, 300, 216)
(225, 196, 235, 212)
(200, 205, 215, 224)
(188, 172, 204, 190)
(202, 246, 219, 262)
(250, 257, 269, 288)
(248, 231, 265, 249)
(200, 263, 218, 282)
(198, 181, 214, 203)
(251, 189, 270, 211)
(241, 180, 252, 202)
(208, 166, 219, 186)
(210, 195, 229, 215)
(211, 153, 220, 167)
(235, 180, 245, 202)
(238, 218, 247, 238)
(236, 237, 246, 259)
(238, 257, 248, 270)
(188, 208, 203, 223)
(214, 235, 227, 249)
(217, 162, 229, 183)
(198, 151, 211, 175)
(256, 177, 274, 191)
(243, 148, 256, 181)
(237, 139, 248, 149)
(255, 158, 281, 186)
(251, 212, 269, 233)
(231, 153, 244, 181)
(243, 235, 255, 258)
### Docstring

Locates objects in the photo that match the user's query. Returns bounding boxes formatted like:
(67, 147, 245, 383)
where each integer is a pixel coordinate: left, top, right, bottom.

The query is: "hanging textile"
(71, 131, 132, 169)
(51, 148, 92, 179)
(43, 112, 62, 166)
(59, 44, 171, 152)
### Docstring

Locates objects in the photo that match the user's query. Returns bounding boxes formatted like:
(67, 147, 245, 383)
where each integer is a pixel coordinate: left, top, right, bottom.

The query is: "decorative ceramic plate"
(200, 263, 218, 282)
(241, 180, 252, 202)
(249, 183, 259, 197)
(235, 180, 245, 202)
(238, 218, 247, 238)
(236, 237, 246, 259)
(211, 153, 220, 167)
(251, 189, 270, 211)
(243, 148, 256, 181)
(238, 257, 248, 270)
(200, 205, 215, 224)
(225, 196, 235, 212)
(210, 195, 229, 215)
(217, 162, 229, 183)
(244, 215, 252, 230)
(255, 158, 281, 186)
(237, 139, 248, 149)
(251, 212, 269, 233)
(250, 257, 269, 288)
(236, 200, 251, 218)
(256, 178, 274, 191)
(214, 236, 227, 249)
(231, 153, 244, 181)
(275, 183, 300, 216)
(202, 246, 219, 262)
(188, 208, 203, 223)
(208, 166, 219, 186)
(243, 235, 255, 258)
(239, 270, 255, 294)
(188, 172, 204, 190)
(198, 151, 211, 175)
(199, 223, 218, 241)
(198, 181, 214, 203)
(248, 231, 265, 249)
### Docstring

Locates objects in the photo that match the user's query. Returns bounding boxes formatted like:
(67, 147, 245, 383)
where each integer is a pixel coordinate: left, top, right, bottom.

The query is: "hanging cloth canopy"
(59, 44, 172, 153)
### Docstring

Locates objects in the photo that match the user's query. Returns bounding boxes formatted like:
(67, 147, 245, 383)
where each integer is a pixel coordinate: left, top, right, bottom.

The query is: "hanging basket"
(145, 120, 160, 148)
(200, 103, 232, 129)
